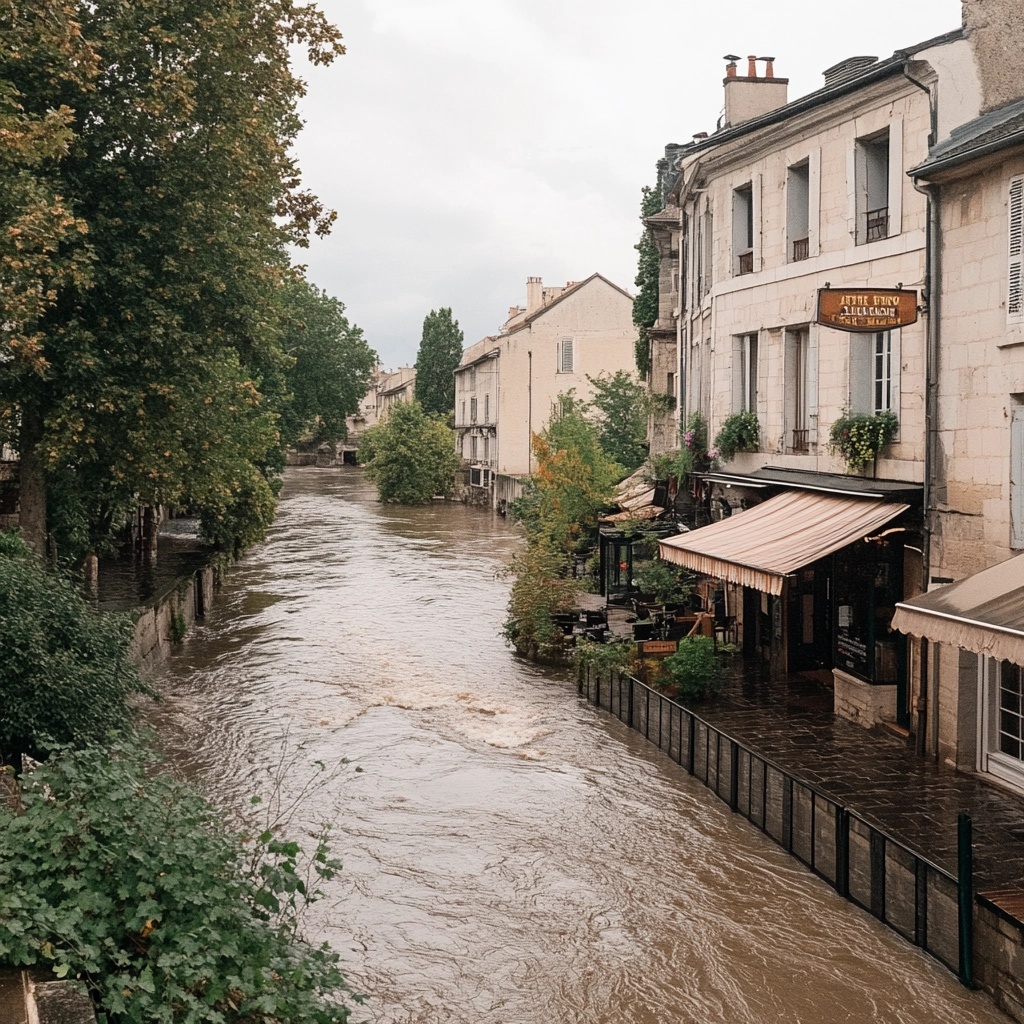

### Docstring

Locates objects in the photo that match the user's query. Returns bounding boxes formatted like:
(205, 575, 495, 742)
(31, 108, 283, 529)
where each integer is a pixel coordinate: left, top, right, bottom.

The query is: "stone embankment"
(0, 969, 97, 1024)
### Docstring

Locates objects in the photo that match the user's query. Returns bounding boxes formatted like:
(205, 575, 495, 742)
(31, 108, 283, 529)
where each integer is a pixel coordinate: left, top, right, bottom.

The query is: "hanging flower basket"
(828, 411, 899, 472)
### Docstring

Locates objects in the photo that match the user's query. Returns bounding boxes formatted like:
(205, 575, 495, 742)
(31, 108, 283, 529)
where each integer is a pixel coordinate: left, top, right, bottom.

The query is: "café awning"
(891, 554, 1024, 666)
(658, 490, 909, 596)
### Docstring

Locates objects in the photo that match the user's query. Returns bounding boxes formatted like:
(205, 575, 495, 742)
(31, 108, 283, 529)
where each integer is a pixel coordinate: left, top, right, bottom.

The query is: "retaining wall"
(131, 564, 216, 672)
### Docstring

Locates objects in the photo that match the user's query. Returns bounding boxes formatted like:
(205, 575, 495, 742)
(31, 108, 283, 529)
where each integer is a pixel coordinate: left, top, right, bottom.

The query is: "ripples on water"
(148, 469, 1006, 1024)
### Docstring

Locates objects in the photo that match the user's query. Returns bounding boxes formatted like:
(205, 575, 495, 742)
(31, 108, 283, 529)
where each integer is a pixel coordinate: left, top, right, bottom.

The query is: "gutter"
(903, 57, 940, 759)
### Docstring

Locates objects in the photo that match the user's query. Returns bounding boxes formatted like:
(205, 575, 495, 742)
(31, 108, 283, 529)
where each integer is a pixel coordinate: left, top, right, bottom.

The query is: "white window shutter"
(559, 337, 574, 373)
(806, 330, 819, 442)
(887, 117, 903, 237)
(1009, 176, 1024, 323)
(1012, 407, 1024, 548)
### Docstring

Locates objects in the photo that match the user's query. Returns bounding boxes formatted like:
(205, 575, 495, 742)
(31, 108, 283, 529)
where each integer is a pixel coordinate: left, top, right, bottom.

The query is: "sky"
(291, 0, 964, 369)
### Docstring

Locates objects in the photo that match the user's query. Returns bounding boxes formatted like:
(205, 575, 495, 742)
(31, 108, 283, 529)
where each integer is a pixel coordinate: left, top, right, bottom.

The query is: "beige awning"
(891, 554, 1024, 665)
(658, 490, 910, 596)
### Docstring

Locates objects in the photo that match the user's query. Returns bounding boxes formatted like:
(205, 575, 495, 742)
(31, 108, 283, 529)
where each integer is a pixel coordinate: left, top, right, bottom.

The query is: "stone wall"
(131, 565, 216, 672)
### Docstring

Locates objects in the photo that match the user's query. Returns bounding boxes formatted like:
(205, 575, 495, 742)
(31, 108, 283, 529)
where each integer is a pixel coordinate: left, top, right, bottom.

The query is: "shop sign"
(816, 288, 918, 333)
(639, 640, 677, 656)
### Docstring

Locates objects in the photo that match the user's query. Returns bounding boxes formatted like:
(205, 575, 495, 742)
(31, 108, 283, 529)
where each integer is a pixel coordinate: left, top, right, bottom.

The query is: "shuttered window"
(1010, 175, 1024, 324)
(557, 337, 574, 373)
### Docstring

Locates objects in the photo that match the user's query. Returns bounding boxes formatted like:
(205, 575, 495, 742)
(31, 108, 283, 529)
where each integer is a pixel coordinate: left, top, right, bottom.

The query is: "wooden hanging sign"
(816, 288, 918, 333)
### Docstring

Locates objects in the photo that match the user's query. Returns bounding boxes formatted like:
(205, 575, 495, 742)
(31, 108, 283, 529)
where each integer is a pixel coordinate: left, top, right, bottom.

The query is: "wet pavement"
(687, 663, 1024, 898)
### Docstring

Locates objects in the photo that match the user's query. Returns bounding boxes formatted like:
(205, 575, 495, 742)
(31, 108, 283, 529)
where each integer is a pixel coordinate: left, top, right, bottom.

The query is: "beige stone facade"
(454, 274, 638, 507)
(375, 366, 416, 421)
(650, 27, 985, 729)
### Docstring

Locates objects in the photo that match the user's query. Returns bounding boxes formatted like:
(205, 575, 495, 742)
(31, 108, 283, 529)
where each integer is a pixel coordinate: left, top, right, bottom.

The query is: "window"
(1009, 175, 1024, 324)
(733, 182, 754, 275)
(483, 435, 489, 463)
(484, 393, 490, 423)
(853, 125, 902, 244)
(470, 434, 478, 460)
(470, 397, 478, 423)
(785, 327, 816, 452)
(982, 658, 1024, 791)
(787, 161, 810, 262)
(849, 331, 900, 418)
(557, 337, 574, 373)
(732, 333, 758, 413)
(468, 366, 477, 389)
(460, 400, 465, 425)
(666, 371, 676, 404)
(695, 205, 713, 301)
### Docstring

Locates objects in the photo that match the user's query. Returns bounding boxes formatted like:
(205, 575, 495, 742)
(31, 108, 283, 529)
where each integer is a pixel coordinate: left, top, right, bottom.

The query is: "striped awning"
(658, 490, 909, 596)
(891, 554, 1024, 666)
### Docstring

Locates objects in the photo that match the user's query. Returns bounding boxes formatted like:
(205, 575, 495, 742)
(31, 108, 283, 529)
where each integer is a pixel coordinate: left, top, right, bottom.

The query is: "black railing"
(578, 667, 973, 985)
(738, 250, 754, 275)
(791, 428, 809, 453)
(791, 237, 809, 261)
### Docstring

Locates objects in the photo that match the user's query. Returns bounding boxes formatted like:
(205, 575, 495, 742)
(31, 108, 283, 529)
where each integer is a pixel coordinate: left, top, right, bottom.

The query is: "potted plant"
(713, 411, 760, 461)
(828, 410, 899, 472)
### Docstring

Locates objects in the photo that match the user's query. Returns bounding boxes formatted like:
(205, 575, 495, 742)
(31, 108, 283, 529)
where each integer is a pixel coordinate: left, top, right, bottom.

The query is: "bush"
(573, 638, 636, 680)
(713, 411, 760, 461)
(0, 741, 359, 1023)
(631, 559, 694, 605)
(827, 410, 899, 472)
(0, 533, 146, 763)
(662, 636, 724, 702)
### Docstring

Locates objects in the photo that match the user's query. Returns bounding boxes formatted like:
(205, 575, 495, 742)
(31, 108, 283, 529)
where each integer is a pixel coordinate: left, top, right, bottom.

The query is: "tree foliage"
(278, 279, 377, 446)
(633, 184, 664, 376)
(360, 401, 460, 503)
(414, 308, 464, 416)
(0, 0, 351, 560)
(0, 740, 358, 1023)
(586, 370, 650, 472)
(0, 533, 144, 762)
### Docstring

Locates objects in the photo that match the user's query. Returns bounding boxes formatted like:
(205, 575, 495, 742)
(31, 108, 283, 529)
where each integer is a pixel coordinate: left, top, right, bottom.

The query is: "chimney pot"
(723, 53, 740, 77)
(747, 54, 757, 77)
(760, 56, 775, 78)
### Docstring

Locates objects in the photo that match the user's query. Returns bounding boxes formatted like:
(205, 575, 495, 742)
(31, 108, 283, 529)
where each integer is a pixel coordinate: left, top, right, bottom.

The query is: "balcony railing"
(791, 237, 809, 262)
(866, 207, 889, 242)
(791, 428, 810, 453)
(737, 250, 754, 275)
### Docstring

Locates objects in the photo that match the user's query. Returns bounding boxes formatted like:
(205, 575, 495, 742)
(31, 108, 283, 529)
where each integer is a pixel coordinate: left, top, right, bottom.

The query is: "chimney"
(962, 0, 1024, 114)
(526, 276, 543, 314)
(722, 53, 789, 128)
(822, 55, 877, 89)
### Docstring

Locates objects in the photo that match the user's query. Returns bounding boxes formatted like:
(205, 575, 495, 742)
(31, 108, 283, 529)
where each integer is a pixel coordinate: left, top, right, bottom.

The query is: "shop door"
(788, 565, 832, 673)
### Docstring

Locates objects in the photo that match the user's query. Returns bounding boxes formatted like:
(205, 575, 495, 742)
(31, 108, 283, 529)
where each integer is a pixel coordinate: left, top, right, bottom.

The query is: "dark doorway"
(787, 563, 832, 672)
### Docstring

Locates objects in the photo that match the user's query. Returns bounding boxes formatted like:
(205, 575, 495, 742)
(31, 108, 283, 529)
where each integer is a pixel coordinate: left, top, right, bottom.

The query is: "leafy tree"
(0, 533, 144, 762)
(633, 184, 664, 377)
(1, 0, 346, 560)
(586, 370, 650, 472)
(0, 740, 359, 1023)
(414, 307, 464, 416)
(278, 279, 377, 446)
(360, 401, 460, 503)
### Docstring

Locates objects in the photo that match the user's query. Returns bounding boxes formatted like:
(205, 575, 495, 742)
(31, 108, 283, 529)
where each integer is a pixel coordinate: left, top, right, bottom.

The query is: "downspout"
(527, 350, 533, 476)
(903, 57, 939, 758)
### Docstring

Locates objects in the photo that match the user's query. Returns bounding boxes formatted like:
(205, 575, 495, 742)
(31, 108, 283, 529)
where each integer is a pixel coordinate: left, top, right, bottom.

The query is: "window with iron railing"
(855, 130, 890, 244)
(787, 160, 810, 263)
(470, 397, 477, 423)
(733, 182, 754, 276)
(866, 208, 889, 242)
(791, 428, 809, 453)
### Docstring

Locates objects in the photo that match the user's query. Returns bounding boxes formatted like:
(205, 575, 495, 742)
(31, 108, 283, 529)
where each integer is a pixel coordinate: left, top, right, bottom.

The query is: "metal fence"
(579, 666, 973, 984)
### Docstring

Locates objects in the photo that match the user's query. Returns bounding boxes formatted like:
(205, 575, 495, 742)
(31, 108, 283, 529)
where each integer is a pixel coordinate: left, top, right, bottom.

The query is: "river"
(146, 468, 1006, 1024)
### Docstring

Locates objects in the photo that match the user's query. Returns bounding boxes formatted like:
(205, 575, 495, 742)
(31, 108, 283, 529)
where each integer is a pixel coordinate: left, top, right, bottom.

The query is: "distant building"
(453, 274, 638, 507)
(375, 366, 416, 422)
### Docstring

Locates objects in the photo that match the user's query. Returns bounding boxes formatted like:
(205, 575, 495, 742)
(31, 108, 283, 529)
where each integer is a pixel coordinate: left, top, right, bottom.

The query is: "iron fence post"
(957, 811, 974, 988)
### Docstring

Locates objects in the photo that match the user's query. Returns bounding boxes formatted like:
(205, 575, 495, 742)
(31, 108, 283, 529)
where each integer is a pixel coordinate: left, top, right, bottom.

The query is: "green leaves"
(0, 532, 145, 761)
(361, 400, 460, 504)
(414, 307, 464, 417)
(828, 410, 899, 472)
(0, 740, 357, 1022)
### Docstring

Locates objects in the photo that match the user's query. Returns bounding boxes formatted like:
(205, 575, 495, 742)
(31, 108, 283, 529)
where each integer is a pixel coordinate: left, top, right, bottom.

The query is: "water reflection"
(147, 469, 1006, 1024)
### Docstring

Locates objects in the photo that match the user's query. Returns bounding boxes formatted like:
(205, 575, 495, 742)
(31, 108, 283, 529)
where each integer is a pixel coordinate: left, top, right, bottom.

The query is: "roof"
(892, 554, 1024, 666)
(696, 465, 923, 502)
(658, 490, 909, 596)
(910, 97, 1024, 178)
(505, 273, 633, 334)
(667, 28, 963, 196)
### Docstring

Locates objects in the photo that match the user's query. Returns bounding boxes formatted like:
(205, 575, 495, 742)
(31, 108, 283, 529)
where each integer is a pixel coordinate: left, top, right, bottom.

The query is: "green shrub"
(0, 533, 146, 762)
(574, 638, 636, 680)
(827, 410, 899, 472)
(713, 411, 760, 461)
(662, 636, 724, 702)
(631, 559, 694, 605)
(0, 740, 359, 1023)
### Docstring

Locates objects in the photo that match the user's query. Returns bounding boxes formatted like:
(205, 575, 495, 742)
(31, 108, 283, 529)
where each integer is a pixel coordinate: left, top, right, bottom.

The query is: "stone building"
(890, 0, 1024, 794)
(374, 366, 416, 422)
(454, 274, 637, 508)
(650, 29, 985, 734)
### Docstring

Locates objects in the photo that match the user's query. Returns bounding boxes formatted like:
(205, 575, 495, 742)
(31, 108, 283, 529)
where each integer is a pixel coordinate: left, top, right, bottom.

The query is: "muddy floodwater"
(146, 468, 1008, 1024)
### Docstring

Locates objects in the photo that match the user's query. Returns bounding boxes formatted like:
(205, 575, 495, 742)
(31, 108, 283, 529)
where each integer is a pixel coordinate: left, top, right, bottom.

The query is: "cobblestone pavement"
(699, 661, 1024, 896)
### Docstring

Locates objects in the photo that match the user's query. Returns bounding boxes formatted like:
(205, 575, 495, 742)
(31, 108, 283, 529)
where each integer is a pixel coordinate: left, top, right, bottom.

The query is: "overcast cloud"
(291, 0, 963, 368)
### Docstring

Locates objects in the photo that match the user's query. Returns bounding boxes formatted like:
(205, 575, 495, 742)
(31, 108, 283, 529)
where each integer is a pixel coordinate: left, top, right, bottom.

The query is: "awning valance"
(658, 490, 910, 596)
(891, 554, 1024, 666)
